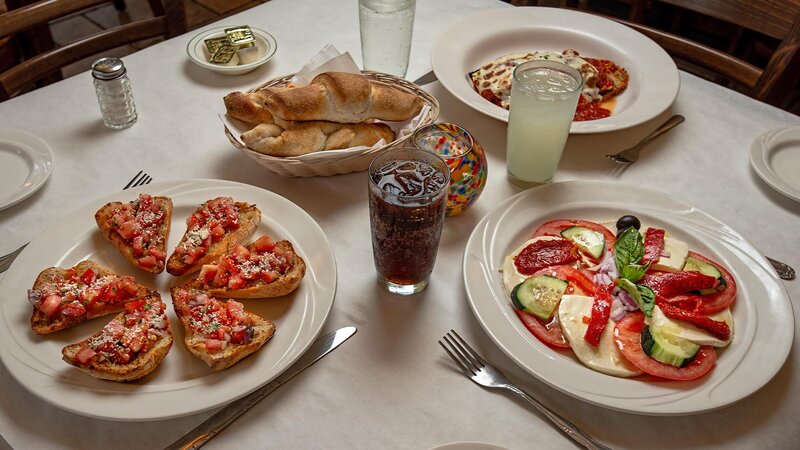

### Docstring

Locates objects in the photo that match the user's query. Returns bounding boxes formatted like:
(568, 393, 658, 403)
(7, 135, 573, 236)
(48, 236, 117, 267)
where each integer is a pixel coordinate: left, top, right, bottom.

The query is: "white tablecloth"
(1, 0, 799, 448)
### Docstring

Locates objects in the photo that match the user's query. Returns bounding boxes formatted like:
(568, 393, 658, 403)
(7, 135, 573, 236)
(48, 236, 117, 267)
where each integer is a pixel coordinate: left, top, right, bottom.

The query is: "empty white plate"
(0, 129, 54, 211)
(750, 126, 800, 202)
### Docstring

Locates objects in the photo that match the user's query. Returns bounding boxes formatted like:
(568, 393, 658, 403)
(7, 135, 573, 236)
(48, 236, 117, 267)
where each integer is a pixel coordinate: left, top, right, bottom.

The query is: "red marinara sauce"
(573, 96, 611, 121)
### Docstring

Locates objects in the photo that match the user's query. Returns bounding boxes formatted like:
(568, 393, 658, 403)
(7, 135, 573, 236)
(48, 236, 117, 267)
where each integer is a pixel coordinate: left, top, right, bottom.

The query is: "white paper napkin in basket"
(221, 45, 431, 161)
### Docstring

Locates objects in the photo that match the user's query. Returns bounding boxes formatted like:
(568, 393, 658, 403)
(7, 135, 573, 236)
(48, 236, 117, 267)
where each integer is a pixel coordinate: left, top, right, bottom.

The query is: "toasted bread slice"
(167, 198, 261, 276)
(62, 294, 173, 382)
(30, 260, 155, 335)
(171, 287, 275, 371)
(185, 237, 306, 299)
(95, 194, 173, 274)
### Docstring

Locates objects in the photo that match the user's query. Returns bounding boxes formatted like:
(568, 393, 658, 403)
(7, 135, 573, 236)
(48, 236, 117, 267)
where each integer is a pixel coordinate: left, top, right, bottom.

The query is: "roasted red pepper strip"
(658, 303, 730, 341)
(639, 270, 718, 298)
(584, 283, 613, 347)
(514, 239, 580, 275)
(641, 228, 665, 265)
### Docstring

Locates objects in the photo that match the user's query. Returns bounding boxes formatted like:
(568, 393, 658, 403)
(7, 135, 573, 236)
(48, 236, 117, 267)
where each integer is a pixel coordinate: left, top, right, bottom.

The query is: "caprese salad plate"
(463, 181, 793, 415)
(0, 179, 336, 421)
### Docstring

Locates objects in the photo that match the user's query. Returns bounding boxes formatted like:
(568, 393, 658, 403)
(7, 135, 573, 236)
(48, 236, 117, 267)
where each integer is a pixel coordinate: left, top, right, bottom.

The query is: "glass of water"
(358, 0, 415, 77)
(505, 60, 583, 188)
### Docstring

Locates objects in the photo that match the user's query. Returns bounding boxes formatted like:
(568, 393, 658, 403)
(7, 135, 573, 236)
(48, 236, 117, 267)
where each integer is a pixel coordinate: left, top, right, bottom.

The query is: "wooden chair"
(0, 0, 187, 100)
(609, 0, 800, 107)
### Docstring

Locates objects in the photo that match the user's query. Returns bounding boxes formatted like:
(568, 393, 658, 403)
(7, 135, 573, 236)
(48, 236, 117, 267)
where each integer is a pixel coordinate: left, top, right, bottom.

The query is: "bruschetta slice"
(29, 260, 156, 335)
(185, 235, 306, 299)
(62, 293, 173, 382)
(167, 197, 261, 276)
(95, 194, 173, 274)
(170, 287, 275, 371)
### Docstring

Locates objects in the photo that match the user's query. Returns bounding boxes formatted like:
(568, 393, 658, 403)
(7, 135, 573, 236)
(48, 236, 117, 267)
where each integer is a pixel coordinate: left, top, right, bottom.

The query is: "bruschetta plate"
(462, 181, 793, 415)
(0, 179, 336, 421)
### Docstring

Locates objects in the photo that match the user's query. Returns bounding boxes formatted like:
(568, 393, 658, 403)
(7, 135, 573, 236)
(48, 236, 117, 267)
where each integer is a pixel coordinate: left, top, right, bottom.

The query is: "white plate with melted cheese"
(431, 7, 680, 133)
(462, 181, 793, 415)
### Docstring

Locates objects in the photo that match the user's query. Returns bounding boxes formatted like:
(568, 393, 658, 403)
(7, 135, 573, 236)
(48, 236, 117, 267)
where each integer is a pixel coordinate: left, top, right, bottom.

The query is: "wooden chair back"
(616, 0, 800, 106)
(0, 0, 187, 100)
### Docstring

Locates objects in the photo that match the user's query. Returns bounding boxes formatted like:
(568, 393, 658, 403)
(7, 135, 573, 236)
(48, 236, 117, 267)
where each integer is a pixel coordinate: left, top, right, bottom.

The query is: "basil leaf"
(620, 264, 645, 283)
(617, 278, 656, 317)
(637, 285, 656, 317)
(614, 227, 645, 272)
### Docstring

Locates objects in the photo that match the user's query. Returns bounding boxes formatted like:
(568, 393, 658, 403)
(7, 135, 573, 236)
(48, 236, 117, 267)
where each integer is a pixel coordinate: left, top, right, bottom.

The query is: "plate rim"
(0, 128, 54, 211)
(431, 6, 680, 134)
(0, 178, 336, 421)
(462, 180, 794, 415)
(749, 126, 800, 202)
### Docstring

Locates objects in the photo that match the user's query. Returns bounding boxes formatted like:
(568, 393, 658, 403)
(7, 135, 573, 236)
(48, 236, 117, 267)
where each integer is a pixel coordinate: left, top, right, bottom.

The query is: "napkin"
(221, 45, 430, 160)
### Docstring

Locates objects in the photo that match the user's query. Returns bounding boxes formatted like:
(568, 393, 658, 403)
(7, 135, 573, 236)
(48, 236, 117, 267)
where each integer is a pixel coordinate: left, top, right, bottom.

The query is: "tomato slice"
(687, 251, 737, 315)
(614, 312, 717, 381)
(532, 219, 616, 254)
(514, 309, 570, 348)
(533, 265, 597, 296)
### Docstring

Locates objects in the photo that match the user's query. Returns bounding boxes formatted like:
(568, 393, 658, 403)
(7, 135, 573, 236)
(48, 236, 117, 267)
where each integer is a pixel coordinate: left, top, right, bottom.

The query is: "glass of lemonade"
(358, 0, 416, 77)
(506, 60, 583, 188)
(368, 147, 449, 295)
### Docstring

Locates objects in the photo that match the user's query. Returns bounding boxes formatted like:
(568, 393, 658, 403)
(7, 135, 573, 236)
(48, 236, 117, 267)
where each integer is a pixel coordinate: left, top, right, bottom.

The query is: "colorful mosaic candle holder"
(412, 122, 488, 216)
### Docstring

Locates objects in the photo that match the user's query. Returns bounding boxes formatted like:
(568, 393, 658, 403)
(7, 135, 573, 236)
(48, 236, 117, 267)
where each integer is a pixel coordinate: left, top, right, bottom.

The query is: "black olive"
(616, 215, 641, 232)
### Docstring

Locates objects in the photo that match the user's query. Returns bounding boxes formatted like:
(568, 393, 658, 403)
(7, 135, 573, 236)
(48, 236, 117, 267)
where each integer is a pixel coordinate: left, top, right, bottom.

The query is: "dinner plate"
(462, 181, 793, 415)
(749, 126, 800, 202)
(0, 179, 336, 421)
(431, 7, 680, 133)
(0, 129, 54, 211)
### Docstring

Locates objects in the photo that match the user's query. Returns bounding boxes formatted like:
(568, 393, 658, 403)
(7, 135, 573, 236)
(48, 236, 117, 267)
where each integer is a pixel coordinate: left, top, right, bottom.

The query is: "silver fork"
(439, 330, 612, 450)
(0, 171, 152, 273)
(606, 114, 685, 164)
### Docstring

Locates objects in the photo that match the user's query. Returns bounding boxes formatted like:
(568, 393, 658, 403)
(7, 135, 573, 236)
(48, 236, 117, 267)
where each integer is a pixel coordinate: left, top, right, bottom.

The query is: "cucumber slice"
(641, 325, 700, 368)
(511, 275, 568, 321)
(684, 256, 726, 294)
(560, 226, 605, 259)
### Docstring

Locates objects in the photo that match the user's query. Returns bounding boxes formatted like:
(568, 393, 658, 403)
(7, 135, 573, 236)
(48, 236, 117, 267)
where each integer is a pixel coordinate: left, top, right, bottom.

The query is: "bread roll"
(241, 121, 395, 157)
(263, 72, 423, 123)
(224, 91, 274, 124)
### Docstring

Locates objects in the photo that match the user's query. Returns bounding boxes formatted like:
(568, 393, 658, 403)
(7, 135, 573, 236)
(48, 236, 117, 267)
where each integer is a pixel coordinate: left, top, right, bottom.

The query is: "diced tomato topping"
(125, 299, 146, 314)
(132, 236, 145, 255)
(79, 268, 96, 285)
(138, 255, 158, 267)
(639, 270, 718, 298)
(657, 303, 731, 341)
(226, 300, 247, 323)
(231, 245, 250, 260)
(184, 247, 204, 264)
(210, 223, 226, 238)
(641, 228, 665, 265)
(205, 339, 224, 352)
(514, 239, 580, 275)
(199, 264, 219, 283)
(253, 236, 275, 252)
(118, 220, 142, 240)
(39, 294, 62, 317)
(148, 247, 167, 261)
(614, 312, 717, 381)
(60, 301, 86, 317)
(76, 347, 97, 364)
(261, 271, 276, 283)
(584, 283, 612, 347)
(228, 274, 246, 290)
(120, 277, 140, 296)
(128, 335, 145, 353)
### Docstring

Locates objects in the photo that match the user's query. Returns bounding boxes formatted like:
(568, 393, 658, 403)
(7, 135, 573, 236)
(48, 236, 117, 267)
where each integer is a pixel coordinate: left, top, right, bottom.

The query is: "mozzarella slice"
(650, 236, 689, 272)
(558, 295, 643, 377)
(648, 305, 733, 347)
(500, 236, 562, 295)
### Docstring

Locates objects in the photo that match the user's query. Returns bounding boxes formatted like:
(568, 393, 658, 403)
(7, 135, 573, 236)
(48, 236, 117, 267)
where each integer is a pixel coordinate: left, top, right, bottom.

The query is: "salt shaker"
(92, 57, 137, 129)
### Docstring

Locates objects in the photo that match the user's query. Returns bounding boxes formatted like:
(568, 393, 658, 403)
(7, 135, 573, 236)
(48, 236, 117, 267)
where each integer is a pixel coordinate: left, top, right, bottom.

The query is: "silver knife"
(165, 326, 357, 450)
(412, 70, 438, 86)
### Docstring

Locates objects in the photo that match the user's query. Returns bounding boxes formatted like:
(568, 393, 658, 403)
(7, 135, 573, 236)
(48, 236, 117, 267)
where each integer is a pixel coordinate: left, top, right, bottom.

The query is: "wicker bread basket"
(223, 70, 440, 177)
